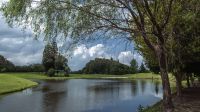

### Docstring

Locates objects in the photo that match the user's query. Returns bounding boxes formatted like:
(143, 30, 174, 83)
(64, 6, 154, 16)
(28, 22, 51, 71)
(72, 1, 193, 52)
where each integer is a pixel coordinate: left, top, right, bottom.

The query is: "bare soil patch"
(174, 87, 200, 112)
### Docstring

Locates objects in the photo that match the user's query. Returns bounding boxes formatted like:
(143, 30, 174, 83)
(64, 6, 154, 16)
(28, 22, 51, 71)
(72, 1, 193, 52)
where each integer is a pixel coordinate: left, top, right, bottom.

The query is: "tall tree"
(42, 43, 57, 73)
(130, 58, 138, 74)
(169, 0, 200, 97)
(55, 53, 70, 76)
(139, 63, 147, 73)
(1, 0, 180, 111)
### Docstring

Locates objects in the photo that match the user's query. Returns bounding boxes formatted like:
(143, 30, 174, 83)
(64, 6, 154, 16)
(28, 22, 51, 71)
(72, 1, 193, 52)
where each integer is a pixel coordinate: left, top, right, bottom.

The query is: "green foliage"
(64, 66, 70, 76)
(47, 68, 55, 77)
(168, 0, 200, 75)
(137, 105, 145, 112)
(42, 41, 70, 75)
(130, 58, 138, 74)
(42, 43, 57, 72)
(55, 54, 69, 71)
(139, 63, 148, 73)
(82, 58, 131, 75)
(0, 54, 15, 72)
(0, 0, 178, 44)
(15, 64, 44, 72)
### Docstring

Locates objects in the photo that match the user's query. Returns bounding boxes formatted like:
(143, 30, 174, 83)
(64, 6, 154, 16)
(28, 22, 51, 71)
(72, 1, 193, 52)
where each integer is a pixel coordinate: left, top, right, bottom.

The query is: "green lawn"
(125, 73, 162, 79)
(2, 72, 164, 80)
(1, 73, 122, 80)
(0, 74, 38, 94)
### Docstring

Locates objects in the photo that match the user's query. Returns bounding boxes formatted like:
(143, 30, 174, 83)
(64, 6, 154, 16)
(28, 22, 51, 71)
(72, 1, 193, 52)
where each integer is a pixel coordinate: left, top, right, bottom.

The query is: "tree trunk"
(190, 74, 194, 87)
(186, 73, 191, 88)
(175, 73, 182, 97)
(155, 45, 173, 112)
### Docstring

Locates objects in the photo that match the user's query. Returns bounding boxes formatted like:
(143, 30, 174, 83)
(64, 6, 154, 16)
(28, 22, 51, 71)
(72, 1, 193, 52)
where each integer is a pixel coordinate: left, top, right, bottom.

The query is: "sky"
(0, 1, 143, 71)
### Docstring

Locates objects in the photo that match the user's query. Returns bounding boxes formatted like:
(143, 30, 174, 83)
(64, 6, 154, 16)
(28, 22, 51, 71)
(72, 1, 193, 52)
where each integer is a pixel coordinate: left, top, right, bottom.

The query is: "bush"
(47, 68, 55, 77)
(0, 68, 7, 72)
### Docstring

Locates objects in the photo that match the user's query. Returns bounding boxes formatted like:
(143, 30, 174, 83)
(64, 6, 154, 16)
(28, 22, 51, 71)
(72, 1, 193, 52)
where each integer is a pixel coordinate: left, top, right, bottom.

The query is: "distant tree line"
(15, 64, 44, 72)
(0, 55, 44, 72)
(80, 58, 147, 75)
(0, 41, 70, 76)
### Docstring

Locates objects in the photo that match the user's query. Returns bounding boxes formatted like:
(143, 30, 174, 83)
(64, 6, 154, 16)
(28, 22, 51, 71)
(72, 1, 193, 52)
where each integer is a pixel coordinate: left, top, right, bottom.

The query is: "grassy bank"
(142, 101, 162, 112)
(0, 72, 164, 95)
(2, 72, 163, 80)
(1, 73, 122, 80)
(142, 79, 188, 112)
(125, 73, 161, 79)
(0, 74, 38, 94)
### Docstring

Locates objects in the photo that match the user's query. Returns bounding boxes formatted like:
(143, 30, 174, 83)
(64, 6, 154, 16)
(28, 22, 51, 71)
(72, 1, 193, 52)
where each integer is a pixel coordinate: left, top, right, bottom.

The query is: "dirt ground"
(174, 87, 200, 112)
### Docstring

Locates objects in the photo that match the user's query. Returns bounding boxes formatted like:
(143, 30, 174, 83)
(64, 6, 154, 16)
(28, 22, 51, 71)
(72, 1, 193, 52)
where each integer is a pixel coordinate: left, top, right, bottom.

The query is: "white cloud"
(118, 51, 134, 66)
(0, 37, 44, 65)
(89, 44, 105, 57)
(8, 51, 43, 65)
(68, 44, 109, 71)
(118, 51, 143, 66)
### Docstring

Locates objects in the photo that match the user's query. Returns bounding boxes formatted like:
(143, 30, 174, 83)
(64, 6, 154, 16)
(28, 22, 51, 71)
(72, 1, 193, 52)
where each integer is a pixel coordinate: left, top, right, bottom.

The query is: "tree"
(82, 58, 131, 75)
(168, 0, 200, 97)
(64, 65, 70, 76)
(42, 43, 57, 74)
(130, 58, 138, 74)
(0, 54, 15, 72)
(55, 53, 70, 76)
(55, 54, 67, 70)
(43, 41, 70, 76)
(139, 63, 147, 73)
(134, 37, 160, 74)
(2, 0, 180, 111)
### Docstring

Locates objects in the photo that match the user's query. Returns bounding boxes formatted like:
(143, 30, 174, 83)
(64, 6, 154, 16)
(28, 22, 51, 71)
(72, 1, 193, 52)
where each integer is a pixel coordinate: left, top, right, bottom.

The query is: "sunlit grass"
(0, 74, 38, 94)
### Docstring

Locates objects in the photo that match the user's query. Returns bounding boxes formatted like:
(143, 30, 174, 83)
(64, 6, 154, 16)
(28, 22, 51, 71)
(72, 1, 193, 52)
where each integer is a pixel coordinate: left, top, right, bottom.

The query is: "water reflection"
(0, 79, 163, 112)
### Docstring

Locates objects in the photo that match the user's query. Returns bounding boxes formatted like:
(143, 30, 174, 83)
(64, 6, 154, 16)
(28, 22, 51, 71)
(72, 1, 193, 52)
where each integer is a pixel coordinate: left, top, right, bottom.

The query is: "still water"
(0, 79, 163, 112)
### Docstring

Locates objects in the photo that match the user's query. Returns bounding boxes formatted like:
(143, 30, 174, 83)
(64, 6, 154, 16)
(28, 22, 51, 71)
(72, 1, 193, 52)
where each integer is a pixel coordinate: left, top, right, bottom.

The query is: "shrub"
(47, 68, 55, 77)
(0, 68, 7, 72)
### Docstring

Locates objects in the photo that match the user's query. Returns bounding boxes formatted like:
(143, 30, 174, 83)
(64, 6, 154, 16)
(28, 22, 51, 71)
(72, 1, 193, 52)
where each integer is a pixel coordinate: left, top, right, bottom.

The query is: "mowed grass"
(0, 74, 38, 94)
(1, 73, 120, 80)
(3, 72, 163, 79)
(125, 73, 162, 79)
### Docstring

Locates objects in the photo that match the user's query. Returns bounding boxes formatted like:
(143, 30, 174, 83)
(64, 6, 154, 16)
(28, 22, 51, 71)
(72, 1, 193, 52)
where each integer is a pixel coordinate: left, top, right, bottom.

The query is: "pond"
(0, 79, 163, 112)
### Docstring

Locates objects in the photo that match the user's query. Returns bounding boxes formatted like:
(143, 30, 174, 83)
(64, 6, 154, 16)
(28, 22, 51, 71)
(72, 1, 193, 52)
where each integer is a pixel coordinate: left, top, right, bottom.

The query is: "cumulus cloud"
(0, 37, 44, 65)
(118, 51, 134, 66)
(118, 51, 143, 66)
(0, 13, 44, 65)
(68, 44, 110, 71)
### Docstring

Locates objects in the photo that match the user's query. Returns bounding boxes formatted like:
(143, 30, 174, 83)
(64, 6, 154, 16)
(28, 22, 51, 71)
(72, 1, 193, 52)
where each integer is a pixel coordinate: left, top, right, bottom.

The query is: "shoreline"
(0, 72, 180, 111)
(0, 72, 163, 95)
(0, 74, 38, 95)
